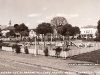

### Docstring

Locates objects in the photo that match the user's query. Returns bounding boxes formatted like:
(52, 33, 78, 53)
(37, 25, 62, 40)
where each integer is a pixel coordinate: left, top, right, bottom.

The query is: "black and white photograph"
(0, 0, 100, 75)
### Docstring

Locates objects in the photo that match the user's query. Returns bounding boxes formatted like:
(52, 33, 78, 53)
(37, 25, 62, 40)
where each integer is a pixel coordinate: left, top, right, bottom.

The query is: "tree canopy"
(36, 22, 53, 35)
(97, 20, 100, 37)
(57, 24, 80, 36)
(14, 23, 29, 37)
(51, 16, 68, 28)
(0, 28, 2, 37)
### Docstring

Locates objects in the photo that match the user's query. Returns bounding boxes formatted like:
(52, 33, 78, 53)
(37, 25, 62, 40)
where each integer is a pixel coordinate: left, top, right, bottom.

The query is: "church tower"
(9, 20, 12, 26)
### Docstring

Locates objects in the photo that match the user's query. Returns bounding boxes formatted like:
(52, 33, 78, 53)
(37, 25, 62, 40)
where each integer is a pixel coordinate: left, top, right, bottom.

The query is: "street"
(0, 58, 67, 75)
(0, 51, 78, 75)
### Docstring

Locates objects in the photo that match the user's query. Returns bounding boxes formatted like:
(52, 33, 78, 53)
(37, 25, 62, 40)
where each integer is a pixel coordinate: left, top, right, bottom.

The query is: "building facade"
(29, 29, 36, 38)
(80, 25, 97, 39)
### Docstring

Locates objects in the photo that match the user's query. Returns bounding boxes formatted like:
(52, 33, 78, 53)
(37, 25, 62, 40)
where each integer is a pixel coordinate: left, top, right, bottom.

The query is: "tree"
(97, 20, 100, 37)
(36, 22, 53, 35)
(6, 32, 10, 38)
(51, 16, 68, 28)
(58, 24, 72, 36)
(20, 31, 29, 37)
(14, 24, 19, 28)
(14, 24, 19, 32)
(70, 26, 80, 36)
(36, 22, 53, 47)
(14, 23, 29, 39)
(51, 16, 68, 41)
(0, 28, 2, 37)
(9, 30, 16, 37)
(19, 23, 29, 32)
(5, 30, 16, 38)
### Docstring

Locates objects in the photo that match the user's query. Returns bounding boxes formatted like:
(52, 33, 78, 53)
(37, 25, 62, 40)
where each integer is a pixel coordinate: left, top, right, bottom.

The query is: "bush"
(14, 44, 21, 53)
(0, 43, 2, 50)
(55, 46, 62, 58)
(43, 47, 48, 56)
(24, 46, 29, 54)
(94, 37, 100, 42)
(2, 43, 9, 47)
(2, 43, 13, 47)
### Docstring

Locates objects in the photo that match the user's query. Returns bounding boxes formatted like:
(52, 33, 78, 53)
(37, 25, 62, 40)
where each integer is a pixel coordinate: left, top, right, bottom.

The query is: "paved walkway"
(0, 51, 100, 75)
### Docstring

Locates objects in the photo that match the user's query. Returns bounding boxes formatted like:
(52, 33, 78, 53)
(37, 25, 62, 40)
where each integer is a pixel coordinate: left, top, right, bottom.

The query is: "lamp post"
(34, 35, 37, 56)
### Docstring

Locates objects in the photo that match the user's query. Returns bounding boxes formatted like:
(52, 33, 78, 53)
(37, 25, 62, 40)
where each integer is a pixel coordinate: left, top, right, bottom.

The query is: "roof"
(0, 25, 7, 30)
(3, 26, 15, 30)
(81, 25, 97, 29)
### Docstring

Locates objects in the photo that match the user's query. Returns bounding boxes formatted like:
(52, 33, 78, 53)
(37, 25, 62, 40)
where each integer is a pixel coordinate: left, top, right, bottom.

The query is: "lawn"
(70, 49, 100, 63)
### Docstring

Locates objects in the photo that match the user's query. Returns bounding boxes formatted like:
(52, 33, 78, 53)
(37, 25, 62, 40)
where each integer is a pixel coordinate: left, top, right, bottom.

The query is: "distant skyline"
(0, 0, 100, 29)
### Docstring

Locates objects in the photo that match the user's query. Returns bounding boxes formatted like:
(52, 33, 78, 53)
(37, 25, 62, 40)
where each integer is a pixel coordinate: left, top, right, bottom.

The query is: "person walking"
(15, 42, 21, 53)
(44, 47, 49, 56)
(24, 43, 29, 54)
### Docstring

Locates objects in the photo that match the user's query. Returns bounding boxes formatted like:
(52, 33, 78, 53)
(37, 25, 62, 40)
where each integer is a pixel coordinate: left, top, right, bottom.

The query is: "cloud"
(56, 13, 68, 17)
(45, 13, 79, 23)
(45, 13, 79, 20)
(28, 14, 41, 17)
(69, 14, 79, 17)
(82, 19, 85, 20)
(45, 14, 55, 20)
(26, 23, 30, 26)
(87, 18, 91, 20)
(36, 20, 44, 24)
(82, 18, 91, 21)
(56, 13, 79, 19)
(43, 7, 47, 10)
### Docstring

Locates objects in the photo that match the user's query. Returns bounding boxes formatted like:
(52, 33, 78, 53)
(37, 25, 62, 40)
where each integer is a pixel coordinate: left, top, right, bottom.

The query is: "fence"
(2, 42, 100, 58)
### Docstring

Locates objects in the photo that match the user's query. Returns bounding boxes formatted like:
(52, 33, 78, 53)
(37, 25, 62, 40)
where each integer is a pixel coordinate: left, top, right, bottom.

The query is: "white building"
(1, 26, 15, 37)
(29, 29, 36, 38)
(80, 25, 97, 39)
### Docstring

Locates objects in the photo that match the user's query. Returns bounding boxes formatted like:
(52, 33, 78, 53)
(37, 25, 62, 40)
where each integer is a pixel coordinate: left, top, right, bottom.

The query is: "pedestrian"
(66, 41, 69, 48)
(15, 41, 21, 53)
(24, 43, 29, 54)
(12, 44, 15, 52)
(44, 47, 48, 56)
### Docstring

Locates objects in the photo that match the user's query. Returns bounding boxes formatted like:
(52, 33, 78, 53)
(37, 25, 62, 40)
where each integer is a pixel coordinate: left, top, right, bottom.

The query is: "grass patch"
(70, 50, 100, 63)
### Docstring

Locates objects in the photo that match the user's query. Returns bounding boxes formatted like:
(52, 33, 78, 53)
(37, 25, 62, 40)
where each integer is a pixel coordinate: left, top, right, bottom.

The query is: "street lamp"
(34, 35, 37, 56)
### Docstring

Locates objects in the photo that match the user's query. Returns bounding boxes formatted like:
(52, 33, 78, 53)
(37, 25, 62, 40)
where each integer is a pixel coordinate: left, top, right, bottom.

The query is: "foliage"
(51, 16, 68, 28)
(20, 31, 29, 37)
(57, 24, 80, 36)
(94, 37, 100, 41)
(97, 20, 100, 37)
(14, 23, 29, 37)
(54, 47, 62, 58)
(6, 32, 10, 38)
(58, 24, 72, 36)
(70, 26, 80, 36)
(0, 28, 2, 37)
(6, 30, 16, 37)
(14, 24, 19, 32)
(36, 22, 53, 35)
(10, 30, 16, 37)
(14, 44, 21, 53)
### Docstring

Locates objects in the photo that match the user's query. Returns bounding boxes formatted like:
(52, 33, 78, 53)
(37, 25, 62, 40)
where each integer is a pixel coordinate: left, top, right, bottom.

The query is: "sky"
(0, 0, 100, 29)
